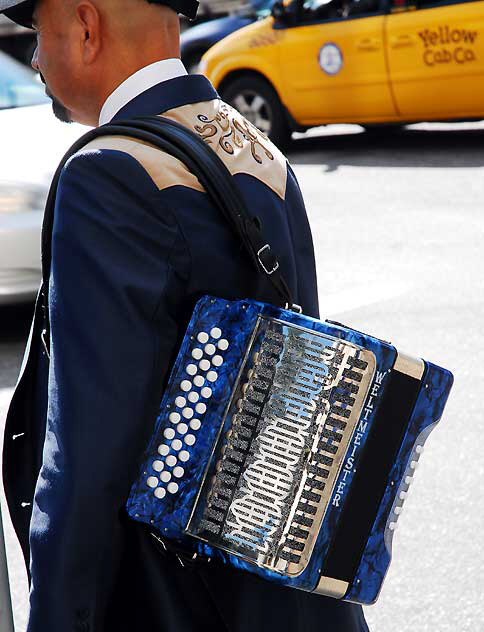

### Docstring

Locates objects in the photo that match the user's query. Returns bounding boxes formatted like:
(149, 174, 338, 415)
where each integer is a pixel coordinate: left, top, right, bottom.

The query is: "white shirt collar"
(98, 58, 188, 126)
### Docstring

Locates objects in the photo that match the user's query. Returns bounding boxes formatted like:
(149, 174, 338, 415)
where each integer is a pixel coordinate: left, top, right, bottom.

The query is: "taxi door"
(386, 0, 484, 117)
(274, 0, 396, 123)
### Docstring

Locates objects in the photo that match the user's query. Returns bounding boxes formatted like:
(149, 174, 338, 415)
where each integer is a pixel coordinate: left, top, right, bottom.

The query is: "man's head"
(1, 0, 196, 126)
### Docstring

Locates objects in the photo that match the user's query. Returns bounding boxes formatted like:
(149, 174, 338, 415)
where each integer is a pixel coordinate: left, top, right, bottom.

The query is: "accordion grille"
(187, 316, 375, 576)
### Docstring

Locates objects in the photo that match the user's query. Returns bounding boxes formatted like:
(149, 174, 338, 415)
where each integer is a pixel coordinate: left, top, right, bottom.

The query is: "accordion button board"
(127, 296, 453, 605)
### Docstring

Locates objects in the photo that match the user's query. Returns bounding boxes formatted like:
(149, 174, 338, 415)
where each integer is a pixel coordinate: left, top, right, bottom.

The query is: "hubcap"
(231, 90, 272, 135)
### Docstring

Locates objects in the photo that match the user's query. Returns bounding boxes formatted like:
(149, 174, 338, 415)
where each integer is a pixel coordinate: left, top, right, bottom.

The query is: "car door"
(274, 0, 396, 123)
(386, 0, 484, 117)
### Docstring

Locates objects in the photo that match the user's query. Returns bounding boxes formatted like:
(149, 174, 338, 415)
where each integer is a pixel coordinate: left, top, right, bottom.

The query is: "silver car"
(0, 51, 84, 304)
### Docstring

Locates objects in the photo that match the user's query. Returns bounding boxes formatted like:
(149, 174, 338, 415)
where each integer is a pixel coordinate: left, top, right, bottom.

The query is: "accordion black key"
(126, 296, 453, 604)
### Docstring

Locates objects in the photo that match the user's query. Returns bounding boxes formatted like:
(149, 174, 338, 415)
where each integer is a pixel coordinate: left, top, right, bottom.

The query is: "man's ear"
(75, 2, 102, 64)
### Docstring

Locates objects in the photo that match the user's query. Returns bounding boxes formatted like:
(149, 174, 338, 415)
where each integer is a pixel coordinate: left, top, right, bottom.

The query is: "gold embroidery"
(233, 118, 274, 164)
(194, 104, 274, 165)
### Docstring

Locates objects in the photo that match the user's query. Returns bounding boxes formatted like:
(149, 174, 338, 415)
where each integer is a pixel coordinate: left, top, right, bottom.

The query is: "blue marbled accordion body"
(126, 296, 453, 604)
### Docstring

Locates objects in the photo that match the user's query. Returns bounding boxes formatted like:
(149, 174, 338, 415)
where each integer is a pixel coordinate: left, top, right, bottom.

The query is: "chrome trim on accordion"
(186, 316, 376, 576)
(393, 352, 425, 381)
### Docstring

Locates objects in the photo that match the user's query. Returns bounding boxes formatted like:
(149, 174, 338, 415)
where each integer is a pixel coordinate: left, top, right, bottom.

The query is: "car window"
(300, 0, 381, 21)
(252, 0, 276, 16)
(0, 50, 48, 110)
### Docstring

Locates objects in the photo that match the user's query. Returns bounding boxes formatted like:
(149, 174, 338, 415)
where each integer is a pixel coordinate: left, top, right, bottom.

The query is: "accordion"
(126, 295, 453, 604)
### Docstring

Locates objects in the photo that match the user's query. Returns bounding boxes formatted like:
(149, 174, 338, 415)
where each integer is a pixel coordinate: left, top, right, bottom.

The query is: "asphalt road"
(1, 122, 482, 631)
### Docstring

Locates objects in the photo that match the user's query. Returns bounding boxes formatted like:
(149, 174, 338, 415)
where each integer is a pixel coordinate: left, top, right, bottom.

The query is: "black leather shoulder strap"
(40, 115, 294, 355)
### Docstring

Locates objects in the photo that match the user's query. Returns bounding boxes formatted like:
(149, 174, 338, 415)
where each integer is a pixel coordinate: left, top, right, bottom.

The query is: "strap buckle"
(285, 303, 303, 314)
(257, 244, 279, 276)
(41, 328, 50, 360)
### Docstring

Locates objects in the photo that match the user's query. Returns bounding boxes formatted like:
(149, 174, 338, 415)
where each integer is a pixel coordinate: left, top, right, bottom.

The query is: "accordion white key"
(127, 295, 453, 604)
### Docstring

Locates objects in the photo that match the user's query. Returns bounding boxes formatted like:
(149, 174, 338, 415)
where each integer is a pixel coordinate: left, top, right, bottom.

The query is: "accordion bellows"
(127, 296, 453, 604)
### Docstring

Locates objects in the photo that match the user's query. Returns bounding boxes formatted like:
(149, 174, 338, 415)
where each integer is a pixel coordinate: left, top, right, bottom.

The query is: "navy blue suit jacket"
(3, 75, 369, 632)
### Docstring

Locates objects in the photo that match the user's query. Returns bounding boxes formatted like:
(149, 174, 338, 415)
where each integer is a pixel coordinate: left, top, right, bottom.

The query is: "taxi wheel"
(221, 76, 291, 148)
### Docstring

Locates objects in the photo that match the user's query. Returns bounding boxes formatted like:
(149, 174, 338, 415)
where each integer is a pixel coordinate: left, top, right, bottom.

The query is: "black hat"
(0, 0, 199, 28)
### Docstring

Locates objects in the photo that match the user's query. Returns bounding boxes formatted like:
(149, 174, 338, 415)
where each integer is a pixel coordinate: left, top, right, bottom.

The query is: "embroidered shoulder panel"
(78, 99, 288, 199)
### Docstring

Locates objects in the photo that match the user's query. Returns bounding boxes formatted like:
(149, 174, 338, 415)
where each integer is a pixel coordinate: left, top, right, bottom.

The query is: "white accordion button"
(188, 392, 199, 403)
(394, 506, 402, 515)
(193, 375, 204, 387)
(191, 348, 203, 360)
(147, 476, 158, 488)
(399, 491, 407, 501)
(160, 471, 171, 483)
(405, 476, 413, 485)
(169, 412, 181, 424)
(201, 387, 212, 398)
(190, 419, 201, 431)
(416, 445, 424, 454)
(167, 482, 179, 494)
(163, 428, 175, 440)
(199, 359, 211, 371)
(166, 455, 177, 467)
(179, 450, 190, 462)
(389, 521, 397, 531)
(177, 423, 188, 435)
(206, 371, 218, 382)
(158, 444, 170, 456)
(212, 355, 223, 367)
(410, 460, 418, 470)
(195, 402, 207, 414)
(204, 343, 216, 356)
(173, 466, 185, 478)
(186, 364, 197, 376)
(175, 396, 186, 408)
(185, 434, 196, 446)
(180, 380, 192, 392)
(210, 327, 222, 339)
(152, 460, 164, 472)
(154, 487, 166, 499)
(171, 439, 183, 451)
(217, 339, 229, 351)
(197, 332, 209, 344)
(182, 407, 194, 419)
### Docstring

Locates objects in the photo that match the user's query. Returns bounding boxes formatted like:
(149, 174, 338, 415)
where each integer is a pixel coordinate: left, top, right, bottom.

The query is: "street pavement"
(1, 122, 483, 631)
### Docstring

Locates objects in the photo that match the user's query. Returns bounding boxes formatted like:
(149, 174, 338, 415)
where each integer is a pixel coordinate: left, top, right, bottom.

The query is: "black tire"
(220, 75, 292, 149)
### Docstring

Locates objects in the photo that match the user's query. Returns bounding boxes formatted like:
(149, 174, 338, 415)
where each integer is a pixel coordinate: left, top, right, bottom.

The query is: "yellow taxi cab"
(199, 0, 484, 145)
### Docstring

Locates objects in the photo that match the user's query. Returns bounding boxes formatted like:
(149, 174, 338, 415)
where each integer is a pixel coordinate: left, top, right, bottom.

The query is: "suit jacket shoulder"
(77, 98, 288, 200)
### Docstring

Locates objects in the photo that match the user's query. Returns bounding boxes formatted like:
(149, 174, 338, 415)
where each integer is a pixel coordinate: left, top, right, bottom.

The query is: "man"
(0, 0, 370, 630)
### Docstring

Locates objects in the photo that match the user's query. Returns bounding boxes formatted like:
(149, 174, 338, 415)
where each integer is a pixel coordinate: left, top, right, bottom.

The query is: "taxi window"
(300, 0, 382, 22)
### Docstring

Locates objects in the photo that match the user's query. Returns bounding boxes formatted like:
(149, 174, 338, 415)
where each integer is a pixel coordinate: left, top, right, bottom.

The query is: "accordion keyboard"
(145, 326, 229, 500)
(189, 316, 376, 576)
